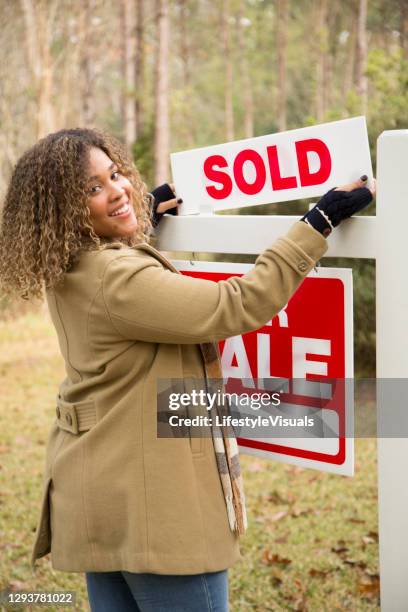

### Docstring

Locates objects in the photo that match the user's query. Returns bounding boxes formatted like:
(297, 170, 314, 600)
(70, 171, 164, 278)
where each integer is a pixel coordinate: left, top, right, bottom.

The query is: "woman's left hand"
(301, 175, 375, 237)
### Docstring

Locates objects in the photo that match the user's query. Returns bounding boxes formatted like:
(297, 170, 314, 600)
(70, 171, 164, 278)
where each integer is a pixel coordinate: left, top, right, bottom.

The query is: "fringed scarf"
(200, 342, 248, 536)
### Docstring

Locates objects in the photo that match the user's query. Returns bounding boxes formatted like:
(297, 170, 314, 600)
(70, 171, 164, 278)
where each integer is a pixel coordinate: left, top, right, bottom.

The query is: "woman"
(0, 128, 374, 611)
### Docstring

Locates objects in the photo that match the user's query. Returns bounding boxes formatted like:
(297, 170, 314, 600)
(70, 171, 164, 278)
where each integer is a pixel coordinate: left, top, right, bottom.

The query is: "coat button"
(65, 413, 73, 426)
(298, 260, 308, 272)
(56, 406, 61, 419)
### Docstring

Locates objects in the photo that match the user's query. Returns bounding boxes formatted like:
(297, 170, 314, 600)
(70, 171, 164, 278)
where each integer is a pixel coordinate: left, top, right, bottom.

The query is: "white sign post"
(157, 128, 408, 611)
(376, 130, 408, 611)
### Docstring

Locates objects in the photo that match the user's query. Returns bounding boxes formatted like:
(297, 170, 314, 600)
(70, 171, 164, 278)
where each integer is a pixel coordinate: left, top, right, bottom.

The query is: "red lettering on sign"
(267, 145, 297, 190)
(296, 138, 332, 186)
(204, 155, 232, 199)
(203, 138, 333, 200)
(233, 149, 266, 195)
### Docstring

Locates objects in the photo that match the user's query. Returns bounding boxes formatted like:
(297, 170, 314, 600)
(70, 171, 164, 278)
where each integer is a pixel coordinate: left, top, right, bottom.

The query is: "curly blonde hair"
(0, 128, 153, 300)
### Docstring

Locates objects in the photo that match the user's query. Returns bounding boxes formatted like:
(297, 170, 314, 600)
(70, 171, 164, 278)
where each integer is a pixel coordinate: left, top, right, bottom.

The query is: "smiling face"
(86, 146, 138, 238)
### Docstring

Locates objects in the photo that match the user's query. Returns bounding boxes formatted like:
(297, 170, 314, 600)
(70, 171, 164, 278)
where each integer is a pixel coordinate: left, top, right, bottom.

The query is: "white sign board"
(171, 116, 373, 213)
(174, 260, 354, 476)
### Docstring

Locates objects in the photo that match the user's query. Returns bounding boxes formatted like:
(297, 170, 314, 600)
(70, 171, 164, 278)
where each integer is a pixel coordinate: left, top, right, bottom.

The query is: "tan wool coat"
(30, 221, 327, 574)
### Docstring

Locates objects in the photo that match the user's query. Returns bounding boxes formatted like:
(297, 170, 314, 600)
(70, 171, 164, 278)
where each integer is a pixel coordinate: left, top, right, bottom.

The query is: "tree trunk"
(399, 0, 407, 57)
(342, 14, 357, 115)
(276, 0, 289, 131)
(324, 4, 337, 112)
(237, 0, 254, 138)
(135, 0, 145, 136)
(154, 0, 170, 184)
(180, 0, 194, 146)
(37, 19, 54, 137)
(0, 97, 17, 181)
(315, 0, 328, 122)
(356, 0, 368, 114)
(120, 0, 136, 150)
(21, 0, 56, 138)
(21, 0, 41, 81)
(222, 0, 234, 141)
(79, 0, 97, 126)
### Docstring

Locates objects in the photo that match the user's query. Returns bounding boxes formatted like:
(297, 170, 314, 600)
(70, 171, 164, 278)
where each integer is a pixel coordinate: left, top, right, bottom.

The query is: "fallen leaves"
(358, 574, 380, 599)
(362, 531, 378, 546)
(331, 540, 349, 556)
(262, 551, 292, 567)
(267, 490, 292, 505)
(343, 559, 367, 570)
(309, 567, 333, 578)
(271, 566, 284, 586)
(262, 550, 292, 587)
(283, 580, 308, 611)
(258, 488, 379, 607)
(262, 549, 292, 587)
(266, 505, 312, 522)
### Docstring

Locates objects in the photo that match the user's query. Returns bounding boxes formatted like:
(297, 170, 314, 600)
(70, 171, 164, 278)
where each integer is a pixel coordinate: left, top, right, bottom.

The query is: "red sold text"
(204, 138, 332, 199)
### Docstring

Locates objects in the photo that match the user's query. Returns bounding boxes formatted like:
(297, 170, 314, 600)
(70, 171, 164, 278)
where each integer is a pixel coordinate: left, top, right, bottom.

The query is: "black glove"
(301, 185, 373, 237)
(149, 183, 178, 228)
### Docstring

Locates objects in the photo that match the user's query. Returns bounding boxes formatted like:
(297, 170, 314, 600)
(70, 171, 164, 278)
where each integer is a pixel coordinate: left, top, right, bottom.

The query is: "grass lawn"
(0, 311, 379, 611)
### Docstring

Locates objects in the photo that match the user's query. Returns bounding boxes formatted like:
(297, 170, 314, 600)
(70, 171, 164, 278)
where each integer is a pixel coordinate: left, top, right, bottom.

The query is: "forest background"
(0, 0, 407, 377)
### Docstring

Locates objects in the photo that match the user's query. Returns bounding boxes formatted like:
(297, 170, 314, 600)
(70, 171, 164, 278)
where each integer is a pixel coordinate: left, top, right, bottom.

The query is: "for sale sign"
(173, 261, 354, 476)
(171, 116, 373, 213)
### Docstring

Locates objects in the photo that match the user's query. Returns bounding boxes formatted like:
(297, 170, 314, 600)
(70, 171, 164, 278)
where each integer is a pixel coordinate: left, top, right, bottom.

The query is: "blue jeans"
(85, 569, 229, 612)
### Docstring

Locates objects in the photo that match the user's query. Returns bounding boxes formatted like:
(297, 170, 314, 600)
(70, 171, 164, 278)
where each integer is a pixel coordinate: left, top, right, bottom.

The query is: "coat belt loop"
(55, 397, 96, 435)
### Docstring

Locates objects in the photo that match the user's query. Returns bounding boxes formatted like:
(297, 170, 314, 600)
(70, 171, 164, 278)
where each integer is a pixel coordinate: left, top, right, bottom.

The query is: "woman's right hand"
(149, 183, 182, 228)
(301, 175, 376, 237)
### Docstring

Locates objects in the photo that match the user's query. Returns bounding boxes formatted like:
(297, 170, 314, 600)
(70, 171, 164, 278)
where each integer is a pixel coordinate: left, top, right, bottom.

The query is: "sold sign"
(171, 116, 373, 213)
